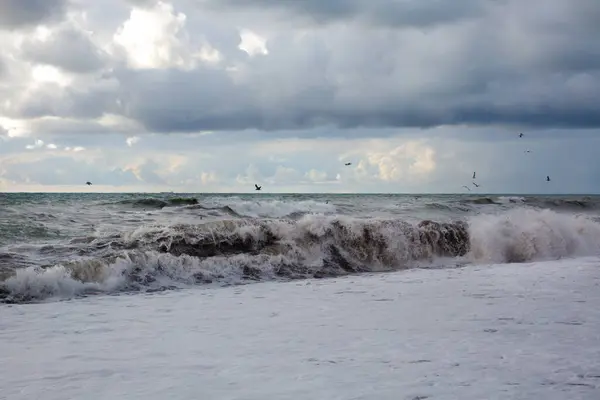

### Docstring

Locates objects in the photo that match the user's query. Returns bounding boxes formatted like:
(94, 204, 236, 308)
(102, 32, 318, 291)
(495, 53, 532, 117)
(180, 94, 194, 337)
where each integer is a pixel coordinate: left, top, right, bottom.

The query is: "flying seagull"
(255, 184, 262, 191)
(472, 171, 476, 179)
(345, 162, 352, 166)
(519, 133, 524, 138)
(86, 181, 92, 185)
(462, 185, 471, 191)
(546, 176, 551, 182)
(472, 182, 480, 188)
(524, 150, 532, 153)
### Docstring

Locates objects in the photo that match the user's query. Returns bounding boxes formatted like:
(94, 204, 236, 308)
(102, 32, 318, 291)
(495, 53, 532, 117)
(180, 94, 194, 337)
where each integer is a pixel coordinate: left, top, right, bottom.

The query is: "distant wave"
(420, 196, 600, 212)
(114, 197, 199, 209)
(2, 208, 600, 303)
(424, 203, 471, 212)
(187, 198, 337, 218)
(109, 197, 336, 219)
(534, 197, 600, 210)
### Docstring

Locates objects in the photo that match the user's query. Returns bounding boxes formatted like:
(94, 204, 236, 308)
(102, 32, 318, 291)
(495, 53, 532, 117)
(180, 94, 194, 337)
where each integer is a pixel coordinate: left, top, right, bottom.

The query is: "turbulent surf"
(1, 193, 600, 303)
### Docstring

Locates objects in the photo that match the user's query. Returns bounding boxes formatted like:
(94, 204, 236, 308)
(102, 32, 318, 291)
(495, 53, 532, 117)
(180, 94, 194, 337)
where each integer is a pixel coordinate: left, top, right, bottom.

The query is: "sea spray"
(2, 203, 600, 303)
(467, 208, 600, 263)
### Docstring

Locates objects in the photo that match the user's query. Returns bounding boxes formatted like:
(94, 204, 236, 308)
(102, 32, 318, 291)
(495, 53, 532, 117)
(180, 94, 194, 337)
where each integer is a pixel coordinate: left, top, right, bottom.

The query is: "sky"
(0, 0, 599, 194)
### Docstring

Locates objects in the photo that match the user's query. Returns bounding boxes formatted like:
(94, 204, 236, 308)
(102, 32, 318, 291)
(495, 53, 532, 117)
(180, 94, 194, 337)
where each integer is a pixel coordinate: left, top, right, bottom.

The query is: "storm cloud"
(0, 0, 598, 192)
(0, 0, 597, 134)
(205, 0, 488, 28)
(0, 0, 68, 30)
(20, 26, 108, 73)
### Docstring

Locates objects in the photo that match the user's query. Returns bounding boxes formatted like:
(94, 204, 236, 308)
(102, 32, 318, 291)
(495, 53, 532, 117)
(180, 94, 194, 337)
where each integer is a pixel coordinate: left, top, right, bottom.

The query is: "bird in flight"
(524, 150, 532, 153)
(85, 181, 92, 186)
(546, 176, 551, 182)
(462, 185, 471, 191)
(472, 182, 480, 188)
(472, 171, 476, 179)
(519, 133, 524, 138)
(255, 184, 262, 191)
(345, 162, 352, 166)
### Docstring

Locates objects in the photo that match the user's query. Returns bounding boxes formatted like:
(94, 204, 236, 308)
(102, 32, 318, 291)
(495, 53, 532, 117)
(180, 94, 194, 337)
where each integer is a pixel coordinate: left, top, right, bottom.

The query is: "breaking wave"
(2, 209, 600, 303)
(457, 196, 600, 210)
(186, 199, 337, 218)
(115, 197, 199, 209)
(111, 197, 336, 218)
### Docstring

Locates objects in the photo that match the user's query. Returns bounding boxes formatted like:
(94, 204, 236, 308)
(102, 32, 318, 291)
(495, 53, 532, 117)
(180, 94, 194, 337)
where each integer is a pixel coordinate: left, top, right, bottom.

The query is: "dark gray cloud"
(21, 27, 107, 73)
(5, 78, 119, 120)
(204, 0, 486, 28)
(123, 0, 160, 7)
(0, 0, 68, 30)
(1, 0, 600, 136)
(113, 67, 260, 132)
(106, 0, 600, 133)
(109, 66, 600, 133)
(25, 118, 132, 137)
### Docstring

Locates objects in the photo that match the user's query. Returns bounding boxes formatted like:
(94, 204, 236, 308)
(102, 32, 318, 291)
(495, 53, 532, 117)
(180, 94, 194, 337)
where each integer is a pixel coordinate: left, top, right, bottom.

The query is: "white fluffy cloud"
(0, 0, 598, 193)
(25, 138, 44, 149)
(366, 141, 436, 183)
(113, 2, 203, 70)
(126, 136, 140, 147)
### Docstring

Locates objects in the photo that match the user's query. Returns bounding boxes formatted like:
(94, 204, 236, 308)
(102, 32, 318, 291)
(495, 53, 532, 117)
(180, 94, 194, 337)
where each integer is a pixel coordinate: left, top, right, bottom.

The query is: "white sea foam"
(1, 257, 599, 399)
(468, 208, 600, 263)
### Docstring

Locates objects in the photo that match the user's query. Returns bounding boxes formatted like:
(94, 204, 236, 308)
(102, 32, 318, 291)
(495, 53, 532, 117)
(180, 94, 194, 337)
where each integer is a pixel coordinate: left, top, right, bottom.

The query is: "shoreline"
(1, 258, 599, 399)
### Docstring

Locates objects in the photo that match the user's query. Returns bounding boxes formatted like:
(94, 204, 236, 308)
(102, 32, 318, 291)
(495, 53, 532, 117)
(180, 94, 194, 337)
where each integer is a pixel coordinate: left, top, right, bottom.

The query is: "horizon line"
(1, 191, 599, 196)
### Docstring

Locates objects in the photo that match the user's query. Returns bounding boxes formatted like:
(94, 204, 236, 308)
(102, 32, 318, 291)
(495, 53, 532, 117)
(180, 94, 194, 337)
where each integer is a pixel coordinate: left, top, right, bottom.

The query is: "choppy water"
(1, 192, 600, 303)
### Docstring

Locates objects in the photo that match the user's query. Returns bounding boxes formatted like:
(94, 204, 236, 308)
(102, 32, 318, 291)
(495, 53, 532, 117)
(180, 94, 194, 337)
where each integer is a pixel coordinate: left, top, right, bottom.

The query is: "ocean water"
(1, 192, 600, 304)
(2, 192, 600, 399)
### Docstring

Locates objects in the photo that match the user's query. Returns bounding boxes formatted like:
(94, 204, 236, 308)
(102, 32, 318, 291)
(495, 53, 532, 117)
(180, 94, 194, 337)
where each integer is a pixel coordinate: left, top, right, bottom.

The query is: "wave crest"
(0, 215, 469, 302)
(2, 209, 600, 303)
(468, 208, 600, 263)
(115, 197, 199, 209)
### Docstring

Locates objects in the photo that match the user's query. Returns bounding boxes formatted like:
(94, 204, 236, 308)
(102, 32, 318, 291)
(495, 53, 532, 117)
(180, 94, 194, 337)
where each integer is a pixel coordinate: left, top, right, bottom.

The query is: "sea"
(3, 192, 600, 399)
(1, 192, 600, 304)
